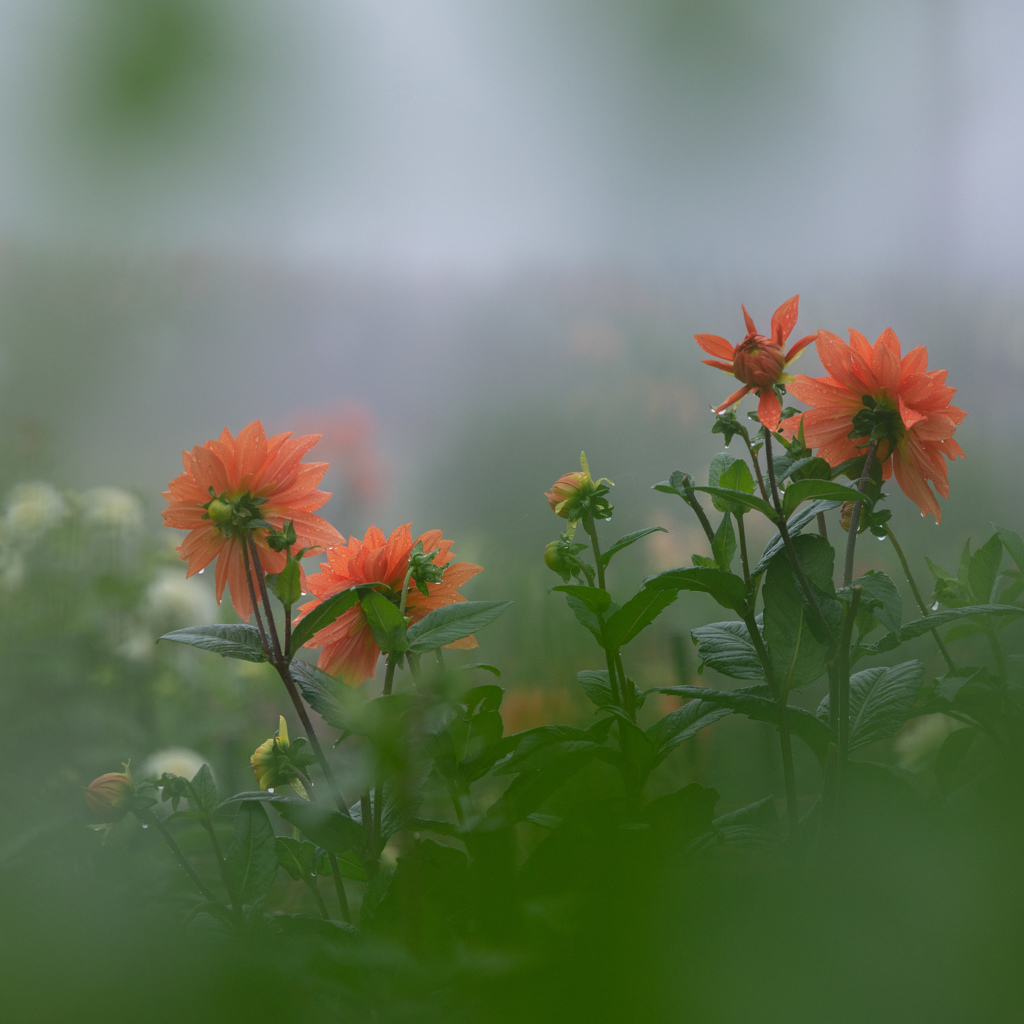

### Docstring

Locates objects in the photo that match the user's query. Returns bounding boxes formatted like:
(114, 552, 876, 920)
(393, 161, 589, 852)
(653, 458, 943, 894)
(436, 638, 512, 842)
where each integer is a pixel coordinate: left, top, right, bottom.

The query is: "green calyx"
(850, 394, 904, 454)
(201, 488, 272, 538)
(408, 540, 446, 597)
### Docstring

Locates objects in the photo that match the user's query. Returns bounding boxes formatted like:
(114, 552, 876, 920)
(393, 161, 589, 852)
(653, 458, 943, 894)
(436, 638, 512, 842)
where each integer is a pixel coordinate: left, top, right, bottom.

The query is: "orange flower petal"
(694, 334, 735, 360)
(770, 295, 800, 345)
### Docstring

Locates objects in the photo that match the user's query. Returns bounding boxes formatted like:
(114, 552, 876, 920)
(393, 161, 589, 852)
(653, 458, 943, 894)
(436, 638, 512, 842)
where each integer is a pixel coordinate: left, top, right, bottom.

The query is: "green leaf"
(781, 479, 868, 518)
(495, 720, 614, 776)
(691, 485, 776, 520)
(406, 600, 512, 653)
(158, 624, 267, 663)
(994, 525, 1024, 572)
(267, 560, 302, 607)
(647, 699, 732, 758)
(276, 836, 318, 881)
(847, 570, 902, 636)
(225, 801, 278, 905)
(690, 620, 765, 682)
(552, 585, 612, 615)
(752, 500, 842, 576)
(718, 459, 755, 496)
(649, 685, 832, 763)
(861, 605, 1024, 654)
(604, 588, 678, 649)
(563, 594, 604, 644)
(276, 800, 368, 855)
(290, 587, 365, 652)
(968, 533, 1003, 603)
(642, 566, 748, 613)
(576, 669, 646, 711)
(599, 527, 667, 567)
(360, 590, 409, 655)
(288, 659, 353, 731)
(189, 764, 219, 817)
(816, 660, 923, 749)
(763, 536, 839, 691)
(712, 513, 736, 571)
(775, 455, 832, 484)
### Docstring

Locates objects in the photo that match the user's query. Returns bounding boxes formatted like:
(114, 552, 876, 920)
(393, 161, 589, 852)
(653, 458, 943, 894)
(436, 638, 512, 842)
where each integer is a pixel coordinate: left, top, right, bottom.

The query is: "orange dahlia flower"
(780, 328, 965, 523)
(298, 524, 483, 686)
(162, 420, 343, 620)
(695, 294, 817, 430)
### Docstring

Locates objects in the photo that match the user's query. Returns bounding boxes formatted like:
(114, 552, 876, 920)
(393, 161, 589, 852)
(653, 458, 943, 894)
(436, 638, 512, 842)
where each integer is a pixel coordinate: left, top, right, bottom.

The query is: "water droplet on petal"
(198, 568, 205, 574)
(300, 591, 307, 596)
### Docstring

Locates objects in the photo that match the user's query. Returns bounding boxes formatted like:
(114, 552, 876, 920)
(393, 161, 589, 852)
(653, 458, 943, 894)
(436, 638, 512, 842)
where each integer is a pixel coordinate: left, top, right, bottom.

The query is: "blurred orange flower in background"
(781, 329, 965, 523)
(695, 294, 817, 430)
(162, 420, 342, 620)
(299, 524, 482, 686)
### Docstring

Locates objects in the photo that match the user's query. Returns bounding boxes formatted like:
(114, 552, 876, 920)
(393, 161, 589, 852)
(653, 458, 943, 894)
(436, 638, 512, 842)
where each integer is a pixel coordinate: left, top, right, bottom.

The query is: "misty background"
(0, 0, 1020, 595)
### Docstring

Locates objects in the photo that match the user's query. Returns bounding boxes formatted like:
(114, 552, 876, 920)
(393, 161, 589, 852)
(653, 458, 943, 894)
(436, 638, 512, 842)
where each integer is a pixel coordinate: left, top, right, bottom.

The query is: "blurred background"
(2, 0, 1023, 827)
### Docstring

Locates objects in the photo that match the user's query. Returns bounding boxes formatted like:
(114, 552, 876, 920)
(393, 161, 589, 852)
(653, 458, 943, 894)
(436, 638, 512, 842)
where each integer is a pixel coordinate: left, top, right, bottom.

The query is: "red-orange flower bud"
(545, 472, 587, 517)
(84, 770, 133, 823)
(731, 337, 787, 388)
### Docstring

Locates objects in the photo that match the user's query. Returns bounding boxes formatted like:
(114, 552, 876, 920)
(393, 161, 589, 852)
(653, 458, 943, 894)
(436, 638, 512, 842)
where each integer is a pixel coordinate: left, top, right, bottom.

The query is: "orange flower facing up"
(695, 295, 817, 430)
(781, 329, 965, 523)
(162, 421, 343, 620)
(298, 524, 483, 686)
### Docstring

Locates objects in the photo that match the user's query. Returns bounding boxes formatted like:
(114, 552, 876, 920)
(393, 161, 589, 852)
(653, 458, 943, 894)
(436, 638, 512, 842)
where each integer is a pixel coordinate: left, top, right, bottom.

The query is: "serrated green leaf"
(649, 684, 832, 763)
(576, 669, 646, 711)
(861, 605, 1024, 654)
(360, 590, 408, 655)
(968, 533, 1003, 604)
(782, 479, 868, 518)
(288, 659, 353, 730)
(994, 525, 1024, 573)
(647, 699, 732, 757)
(753, 500, 841, 576)
(599, 527, 667, 567)
(691, 620, 765, 681)
(643, 566, 748, 613)
(604, 588, 678, 649)
(712, 513, 736, 571)
(406, 600, 511, 653)
(692, 485, 776, 519)
(817, 660, 923, 749)
(563, 593, 604, 644)
(763, 536, 840, 691)
(225, 801, 278, 905)
(189, 764, 219, 817)
(847, 570, 902, 636)
(290, 587, 367, 652)
(158, 624, 267, 663)
(276, 836, 318, 881)
(552, 585, 612, 615)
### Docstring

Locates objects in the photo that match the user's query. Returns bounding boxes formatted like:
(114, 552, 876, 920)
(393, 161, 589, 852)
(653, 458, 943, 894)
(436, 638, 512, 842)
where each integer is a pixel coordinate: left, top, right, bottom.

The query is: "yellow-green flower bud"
(250, 717, 308, 799)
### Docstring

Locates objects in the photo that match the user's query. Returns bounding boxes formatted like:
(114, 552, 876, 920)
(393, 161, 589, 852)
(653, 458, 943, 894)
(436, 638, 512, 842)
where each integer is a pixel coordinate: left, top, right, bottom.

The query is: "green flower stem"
(583, 514, 632, 716)
(137, 809, 216, 903)
(816, 512, 829, 540)
(736, 514, 751, 591)
(740, 610, 799, 839)
(327, 853, 352, 922)
(843, 444, 877, 587)
(743, 433, 770, 503)
(241, 538, 273, 656)
(884, 525, 956, 672)
(306, 875, 331, 920)
(836, 587, 860, 815)
(679, 481, 717, 548)
(248, 534, 284, 661)
(763, 432, 838, 650)
(371, 657, 400, 859)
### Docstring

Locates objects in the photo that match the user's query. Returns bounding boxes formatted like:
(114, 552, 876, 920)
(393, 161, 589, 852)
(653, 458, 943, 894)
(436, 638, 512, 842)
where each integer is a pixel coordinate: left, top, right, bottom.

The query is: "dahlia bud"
(732, 336, 787, 388)
(839, 501, 854, 532)
(545, 472, 587, 517)
(251, 716, 309, 799)
(544, 452, 614, 523)
(84, 767, 134, 823)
